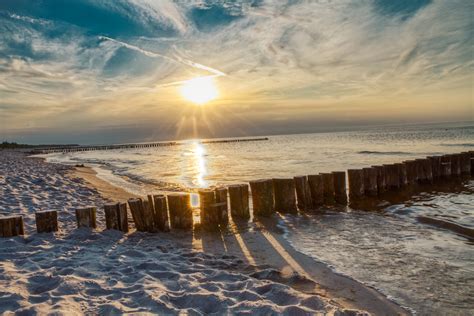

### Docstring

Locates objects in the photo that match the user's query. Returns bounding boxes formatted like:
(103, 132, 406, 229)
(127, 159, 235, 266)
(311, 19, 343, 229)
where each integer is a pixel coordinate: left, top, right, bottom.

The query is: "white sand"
(0, 151, 370, 315)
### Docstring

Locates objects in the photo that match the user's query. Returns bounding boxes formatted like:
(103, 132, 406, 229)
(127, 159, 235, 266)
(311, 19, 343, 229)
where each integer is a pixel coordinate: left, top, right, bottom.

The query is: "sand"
(0, 151, 407, 315)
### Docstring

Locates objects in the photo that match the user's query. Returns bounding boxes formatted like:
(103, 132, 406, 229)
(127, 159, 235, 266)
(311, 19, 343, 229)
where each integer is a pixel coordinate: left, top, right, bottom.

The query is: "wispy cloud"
(0, 0, 472, 143)
(99, 36, 226, 77)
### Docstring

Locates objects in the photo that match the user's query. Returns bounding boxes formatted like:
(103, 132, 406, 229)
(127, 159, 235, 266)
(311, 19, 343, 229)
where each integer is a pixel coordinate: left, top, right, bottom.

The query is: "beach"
(2, 0, 473, 314)
(0, 151, 406, 315)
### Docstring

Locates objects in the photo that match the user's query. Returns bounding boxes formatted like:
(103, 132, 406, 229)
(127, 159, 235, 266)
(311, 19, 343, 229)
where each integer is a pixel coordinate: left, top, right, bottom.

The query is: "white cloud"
(0, 0, 472, 142)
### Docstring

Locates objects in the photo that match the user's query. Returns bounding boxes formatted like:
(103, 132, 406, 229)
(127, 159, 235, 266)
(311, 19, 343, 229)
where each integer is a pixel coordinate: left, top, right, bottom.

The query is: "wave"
(441, 143, 474, 147)
(358, 150, 412, 155)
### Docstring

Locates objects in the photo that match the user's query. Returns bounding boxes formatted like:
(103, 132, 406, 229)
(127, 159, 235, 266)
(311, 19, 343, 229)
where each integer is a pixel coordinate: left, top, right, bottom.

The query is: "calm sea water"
(43, 122, 474, 314)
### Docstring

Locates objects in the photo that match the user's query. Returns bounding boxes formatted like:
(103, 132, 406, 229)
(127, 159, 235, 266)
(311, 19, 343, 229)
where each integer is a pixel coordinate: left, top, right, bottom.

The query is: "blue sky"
(0, 0, 472, 144)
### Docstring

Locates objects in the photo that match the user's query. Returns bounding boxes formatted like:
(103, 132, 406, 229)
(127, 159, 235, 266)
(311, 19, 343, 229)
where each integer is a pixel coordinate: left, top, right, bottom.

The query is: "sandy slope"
(0, 151, 404, 315)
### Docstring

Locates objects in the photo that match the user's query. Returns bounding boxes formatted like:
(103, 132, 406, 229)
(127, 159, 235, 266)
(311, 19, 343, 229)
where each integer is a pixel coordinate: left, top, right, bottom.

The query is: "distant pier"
(30, 137, 269, 154)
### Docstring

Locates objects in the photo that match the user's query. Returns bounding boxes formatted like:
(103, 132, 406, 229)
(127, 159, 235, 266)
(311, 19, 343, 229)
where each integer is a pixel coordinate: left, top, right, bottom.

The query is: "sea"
(42, 121, 474, 315)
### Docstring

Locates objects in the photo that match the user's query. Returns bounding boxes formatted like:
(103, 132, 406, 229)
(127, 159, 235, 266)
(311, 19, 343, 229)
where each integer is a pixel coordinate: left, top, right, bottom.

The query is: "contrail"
(99, 36, 226, 77)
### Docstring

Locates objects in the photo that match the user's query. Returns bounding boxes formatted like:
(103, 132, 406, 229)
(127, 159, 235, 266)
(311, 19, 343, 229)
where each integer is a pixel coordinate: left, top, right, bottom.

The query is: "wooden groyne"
(30, 137, 270, 154)
(1, 151, 472, 238)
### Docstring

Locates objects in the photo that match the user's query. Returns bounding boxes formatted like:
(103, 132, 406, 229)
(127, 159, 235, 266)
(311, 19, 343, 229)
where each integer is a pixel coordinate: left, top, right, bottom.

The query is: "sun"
(180, 76, 218, 105)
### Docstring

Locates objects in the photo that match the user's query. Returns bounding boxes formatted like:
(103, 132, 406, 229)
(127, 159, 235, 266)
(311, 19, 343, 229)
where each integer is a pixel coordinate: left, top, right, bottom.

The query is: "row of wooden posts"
(31, 137, 269, 154)
(1, 151, 473, 237)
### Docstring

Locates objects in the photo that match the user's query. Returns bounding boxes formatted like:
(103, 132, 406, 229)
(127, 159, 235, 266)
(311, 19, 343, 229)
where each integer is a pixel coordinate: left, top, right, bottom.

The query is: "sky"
(0, 0, 472, 144)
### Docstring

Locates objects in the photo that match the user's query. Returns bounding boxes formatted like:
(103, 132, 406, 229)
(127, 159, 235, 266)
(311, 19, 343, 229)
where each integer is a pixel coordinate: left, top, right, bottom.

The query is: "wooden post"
(404, 161, 417, 185)
(153, 195, 170, 232)
(440, 162, 451, 178)
(424, 159, 433, 183)
(229, 184, 251, 219)
(294, 176, 312, 211)
(449, 154, 461, 176)
(35, 210, 58, 233)
(75, 207, 96, 229)
(199, 189, 220, 230)
(363, 167, 378, 196)
(307, 174, 324, 208)
(414, 159, 425, 183)
(384, 164, 400, 189)
(167, 193, 193, 229)
(104, 203, 128, 233)
(321, 173, 335, 205)
(332, 171, 347, 205)
(395, 163, 408, 187)
(214, 187, 229, 226)
(471, 158, 474, 176)
(128, 198, 146, 231)
(273, 178, 297, 213)
(127, 198, 155, 232)
(460, 152, 471, 175)
(348, 169, 364, 202)
(373, 165, 387, 194)
(142, 198, 156, 232)
(428, 156, 442, 180)
(249, 180, 273, 217)
(0, 216, 24, 237)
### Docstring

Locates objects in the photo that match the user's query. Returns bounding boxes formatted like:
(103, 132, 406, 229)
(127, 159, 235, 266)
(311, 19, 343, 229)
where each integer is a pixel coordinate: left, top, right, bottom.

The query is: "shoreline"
(70, 165, 408, 315)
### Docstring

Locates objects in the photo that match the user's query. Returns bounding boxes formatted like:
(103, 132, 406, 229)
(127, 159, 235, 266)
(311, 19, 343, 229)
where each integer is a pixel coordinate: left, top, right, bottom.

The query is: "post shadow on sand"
(196, 209, 410, 315)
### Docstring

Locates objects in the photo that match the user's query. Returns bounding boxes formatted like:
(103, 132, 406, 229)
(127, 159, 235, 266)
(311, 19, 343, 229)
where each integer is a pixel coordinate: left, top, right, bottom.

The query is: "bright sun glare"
(180, 76, 218, 105)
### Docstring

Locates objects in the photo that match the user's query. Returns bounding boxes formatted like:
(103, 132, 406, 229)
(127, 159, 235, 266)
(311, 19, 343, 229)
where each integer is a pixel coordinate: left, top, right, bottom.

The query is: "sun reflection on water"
(192, 141, 207, 188)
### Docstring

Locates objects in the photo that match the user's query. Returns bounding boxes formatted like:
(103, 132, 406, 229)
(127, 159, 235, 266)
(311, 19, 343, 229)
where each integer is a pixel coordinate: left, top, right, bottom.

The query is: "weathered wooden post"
(215, 187, 229, 226)
(348, 169, 364, 203)
(152, 195, 170, 231)
(372, 166, 387, 194)
(128, 198, 146, 231)
(199, 189, 220, 230)
(423, 159, 433, 183)
(75, 207, 96, 229)
(104, 203, 128, 233)
(395, 163, 408, 187)
(307, 174, 324, 208)
(167, 193, 193, 229)
(460, 152, 471, 175)
(449, 154, 461, 176)
(143, 198, 156, 232)
(249, 180, 273, 217)
(229, 184, 251, 219)
(273, 178, 297, 213)
(404, 160, 417, 185)
(294, 176, 312, 211)
(384, 164, 400, 190)
(440, 161, 451, 178)
(332, 171, 347, 205)
(35, 210, 58, 233)
(0, 215, 24, 237)
(363, 167, 378, 196)
(428, 156, 442, 180)
(471, 158, 474, 176)
(414, 159, 425, 183)
(321, 173, 335, 204)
